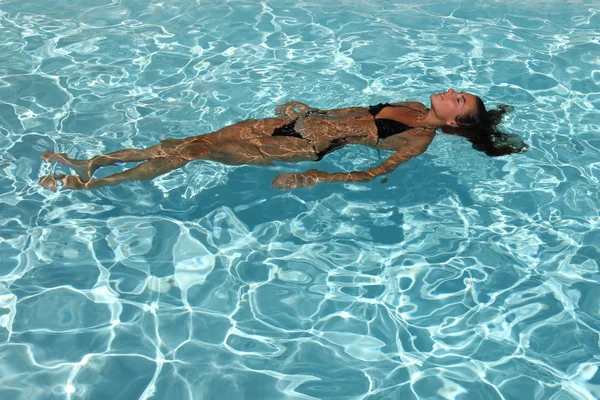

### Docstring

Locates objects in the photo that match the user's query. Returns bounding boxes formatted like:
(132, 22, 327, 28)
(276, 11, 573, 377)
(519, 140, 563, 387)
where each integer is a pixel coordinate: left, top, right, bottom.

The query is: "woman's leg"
(177, 136, 319, 165)
(40, 156, 188, 191)
(40, 136, 319, 191)
(41, 144, 167, 181)
(41, 118, 292, 180)
(184, 118, 291, 145)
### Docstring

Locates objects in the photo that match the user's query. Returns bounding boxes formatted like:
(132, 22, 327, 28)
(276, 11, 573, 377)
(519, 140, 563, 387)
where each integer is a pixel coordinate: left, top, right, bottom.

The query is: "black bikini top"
(368, 103, 413, 140)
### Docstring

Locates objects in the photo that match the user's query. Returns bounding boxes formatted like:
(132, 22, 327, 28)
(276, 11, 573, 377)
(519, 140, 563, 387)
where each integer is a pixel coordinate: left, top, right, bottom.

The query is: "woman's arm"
(275, 101, 368, 118)
(275, 101, 426, 119)
(272, 131, 433, 189)
(275, 102, 316, 118)
(316, 106, 369, 115)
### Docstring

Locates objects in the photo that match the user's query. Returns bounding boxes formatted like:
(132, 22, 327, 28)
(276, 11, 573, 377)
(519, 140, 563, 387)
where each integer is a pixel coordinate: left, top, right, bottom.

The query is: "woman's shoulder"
(389, 101, 428, 113)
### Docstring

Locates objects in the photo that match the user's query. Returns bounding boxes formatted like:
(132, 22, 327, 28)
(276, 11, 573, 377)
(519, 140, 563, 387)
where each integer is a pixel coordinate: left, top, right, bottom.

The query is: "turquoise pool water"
(1, 0, 600, 398)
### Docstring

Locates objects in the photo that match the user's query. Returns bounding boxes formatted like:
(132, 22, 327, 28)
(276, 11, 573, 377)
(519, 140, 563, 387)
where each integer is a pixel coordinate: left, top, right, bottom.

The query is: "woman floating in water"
(40, 89, 527, 191)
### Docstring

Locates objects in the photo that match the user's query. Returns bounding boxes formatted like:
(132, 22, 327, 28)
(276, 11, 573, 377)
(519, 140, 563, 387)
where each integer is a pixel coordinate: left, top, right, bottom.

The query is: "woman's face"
(430, 88, 478, 127)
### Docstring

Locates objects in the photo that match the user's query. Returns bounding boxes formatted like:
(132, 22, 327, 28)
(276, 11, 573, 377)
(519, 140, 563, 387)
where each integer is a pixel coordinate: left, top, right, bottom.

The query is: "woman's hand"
(275, 102, 319, 118)
(272, 169, 327, 190)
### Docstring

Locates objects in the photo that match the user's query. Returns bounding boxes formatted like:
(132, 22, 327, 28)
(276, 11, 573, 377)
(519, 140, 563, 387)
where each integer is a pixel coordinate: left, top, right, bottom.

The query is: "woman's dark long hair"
(443, 98, 529, 156)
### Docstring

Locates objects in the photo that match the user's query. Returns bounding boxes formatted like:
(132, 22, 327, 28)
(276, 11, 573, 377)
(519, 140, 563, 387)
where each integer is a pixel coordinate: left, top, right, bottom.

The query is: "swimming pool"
(1, 0, 599, 398)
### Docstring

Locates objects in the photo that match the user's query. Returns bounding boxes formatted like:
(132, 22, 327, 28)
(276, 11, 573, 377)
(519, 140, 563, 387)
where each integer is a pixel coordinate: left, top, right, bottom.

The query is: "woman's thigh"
(180, 136, 318, 165)
(186, 118, 291, 145)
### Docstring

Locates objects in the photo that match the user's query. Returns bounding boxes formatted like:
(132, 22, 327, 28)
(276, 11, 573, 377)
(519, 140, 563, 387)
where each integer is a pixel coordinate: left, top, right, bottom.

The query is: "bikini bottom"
(272, 119, 346, 161)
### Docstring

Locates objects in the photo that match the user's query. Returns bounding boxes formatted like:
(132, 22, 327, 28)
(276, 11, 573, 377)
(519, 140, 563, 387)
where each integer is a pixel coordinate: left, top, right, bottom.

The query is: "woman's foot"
(41, 151, 92, 181)
(39, 174, 85, 191)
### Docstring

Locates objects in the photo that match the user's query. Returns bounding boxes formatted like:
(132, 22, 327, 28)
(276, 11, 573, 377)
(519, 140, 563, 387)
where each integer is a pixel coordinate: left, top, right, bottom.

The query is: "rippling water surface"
(1, 0, 599, 399)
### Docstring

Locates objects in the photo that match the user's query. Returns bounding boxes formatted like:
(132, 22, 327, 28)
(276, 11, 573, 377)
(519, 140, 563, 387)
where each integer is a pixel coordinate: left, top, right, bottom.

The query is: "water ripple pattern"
(1, 0, 599, 399)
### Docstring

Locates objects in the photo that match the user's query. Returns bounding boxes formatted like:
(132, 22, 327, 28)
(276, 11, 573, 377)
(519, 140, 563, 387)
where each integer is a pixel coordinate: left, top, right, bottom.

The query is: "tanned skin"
(40, 89, 478, 191)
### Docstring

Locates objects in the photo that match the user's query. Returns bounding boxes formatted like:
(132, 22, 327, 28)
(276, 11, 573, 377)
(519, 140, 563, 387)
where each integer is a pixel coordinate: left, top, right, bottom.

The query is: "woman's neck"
(415, 109, 445, 128)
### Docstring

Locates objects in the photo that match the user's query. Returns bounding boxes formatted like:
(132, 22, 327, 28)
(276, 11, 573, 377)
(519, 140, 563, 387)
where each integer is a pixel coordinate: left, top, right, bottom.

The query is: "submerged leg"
(39, 136, 321, 191)
(40, 156, 188, 191)
(41, 151, 93, 181)
(181, 136, 319, 164)
(185, 118, 291, 145)
(41, 144, 167, 181)
(40, 118, 293, 179)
